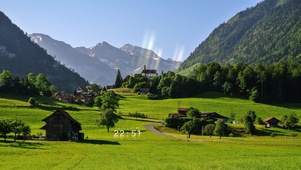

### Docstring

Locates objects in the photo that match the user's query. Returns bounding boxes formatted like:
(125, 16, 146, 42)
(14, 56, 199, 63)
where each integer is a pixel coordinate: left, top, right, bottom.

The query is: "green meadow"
(0, 92, 301, 169)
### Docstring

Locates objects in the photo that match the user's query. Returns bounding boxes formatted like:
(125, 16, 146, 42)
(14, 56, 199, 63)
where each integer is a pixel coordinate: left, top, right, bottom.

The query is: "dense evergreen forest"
(123, 61, 301, 103)
(179, 0, 301, 71)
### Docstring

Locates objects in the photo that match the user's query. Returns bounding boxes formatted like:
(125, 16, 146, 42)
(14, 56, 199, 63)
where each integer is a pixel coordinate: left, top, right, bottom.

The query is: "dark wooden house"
(264, 117, 280, 127)
(200, 112, 229, 121)
(41, 109, 84, 141)
(168, 108, 190, 118)
(178, 108, 190, 115)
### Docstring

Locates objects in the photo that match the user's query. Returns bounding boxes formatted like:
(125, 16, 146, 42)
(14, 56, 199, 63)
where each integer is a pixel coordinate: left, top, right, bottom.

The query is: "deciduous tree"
(21, 125, 31, 142)
(204, 124, 215, 138)
(180, 120, 194, 138)
(187, 108, 200, 118)
(10, 119, 25, 141)
(214, 120, 228, 139)
(97, 109, 120, 132)
(282, 113, 299, 129)
(100, 91, 120, 112)
(0, 119, 12, 141)
(243, 110, 257, 135)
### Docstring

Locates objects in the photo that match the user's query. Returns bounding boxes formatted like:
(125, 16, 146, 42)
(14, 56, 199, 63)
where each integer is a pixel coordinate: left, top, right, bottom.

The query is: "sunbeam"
(173, 44, 185, 62)
(141, 30, 156, 70)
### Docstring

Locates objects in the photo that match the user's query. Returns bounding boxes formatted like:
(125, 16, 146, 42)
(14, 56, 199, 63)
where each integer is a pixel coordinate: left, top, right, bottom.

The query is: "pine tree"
(114, 69, 123, 88)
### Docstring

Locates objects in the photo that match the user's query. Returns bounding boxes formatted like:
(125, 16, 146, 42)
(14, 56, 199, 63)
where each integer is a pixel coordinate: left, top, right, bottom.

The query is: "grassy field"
(0, 92, 301, 169)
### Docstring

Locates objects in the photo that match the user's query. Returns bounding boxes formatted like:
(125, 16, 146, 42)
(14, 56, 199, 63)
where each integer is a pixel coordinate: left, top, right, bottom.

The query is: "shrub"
(128, 112, 148, 118)
(165, 117, 185, 128)
(270, 132, 276, 138)
(256, 117, 265, 125)
(147, 93, 163, 100)
(186, 108, 200, 118)
(291, 133, 298, 138)
(204, 124, 215, 137)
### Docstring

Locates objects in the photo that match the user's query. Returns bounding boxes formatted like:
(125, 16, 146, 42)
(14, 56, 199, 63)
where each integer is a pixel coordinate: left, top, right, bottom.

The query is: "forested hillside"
(179, 0, 301, 71)
(0, 11, 88, 92)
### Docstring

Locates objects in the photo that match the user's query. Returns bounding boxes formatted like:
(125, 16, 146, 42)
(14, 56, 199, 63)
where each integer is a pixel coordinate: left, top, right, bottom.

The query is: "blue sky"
(1, 0, 262, 61)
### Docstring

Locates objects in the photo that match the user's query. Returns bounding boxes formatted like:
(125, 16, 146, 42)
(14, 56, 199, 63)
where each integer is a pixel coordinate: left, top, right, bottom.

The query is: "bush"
(291, 133, 298, 138)
(128, 112, 148, 118)
(186, 108, 200, 118)
(270, 132, 276, 138)
(147, 93, 163, 100)
(165, 117, 185, 128)
(256, 117, 265, 125)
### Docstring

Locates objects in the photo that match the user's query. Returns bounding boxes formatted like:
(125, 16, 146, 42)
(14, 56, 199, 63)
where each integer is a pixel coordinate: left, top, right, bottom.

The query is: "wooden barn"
(264, 117, 280, 127)
(41, 109, 84, 141)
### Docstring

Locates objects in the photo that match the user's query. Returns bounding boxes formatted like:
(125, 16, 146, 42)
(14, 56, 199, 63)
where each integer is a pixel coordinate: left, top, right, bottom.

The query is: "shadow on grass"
(77, 139, 120, 145)
(33, 104, 81, 112)
(122, 117, 162, 123)
(0, 140, 44, 149)
(194, 91, 243, 99)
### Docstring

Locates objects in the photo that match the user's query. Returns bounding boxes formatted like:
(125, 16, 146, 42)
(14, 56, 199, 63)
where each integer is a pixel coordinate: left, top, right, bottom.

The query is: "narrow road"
(144, 124, 179, 139)
(144, 124, 206, 142)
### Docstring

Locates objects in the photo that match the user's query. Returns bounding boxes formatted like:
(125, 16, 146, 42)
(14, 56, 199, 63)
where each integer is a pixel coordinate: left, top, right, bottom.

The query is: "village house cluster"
(168, 108, 229, 121)
(169, 108, 280, 127)
(52, 86, 98, 104)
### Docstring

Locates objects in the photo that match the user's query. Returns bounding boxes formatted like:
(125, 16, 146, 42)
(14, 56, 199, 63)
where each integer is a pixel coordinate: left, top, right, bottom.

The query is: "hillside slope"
(0, 11, 88, 92)
(179, 0, 301, 71)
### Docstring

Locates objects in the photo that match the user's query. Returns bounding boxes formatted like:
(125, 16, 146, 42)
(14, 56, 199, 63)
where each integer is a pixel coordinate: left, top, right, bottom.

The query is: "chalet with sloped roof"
(41, 109, 83, 141)
(76, 86, 88, 94)
(264, 117, 280, 127)
(141, 65, 158, 77)
(168, 108, 190, 118)
(200, 112, 229, 121)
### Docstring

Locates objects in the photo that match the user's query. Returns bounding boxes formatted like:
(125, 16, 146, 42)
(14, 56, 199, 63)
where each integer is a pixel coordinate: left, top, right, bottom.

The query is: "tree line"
(0, 70, 57, 96)
(121, 61, 301, 103)
(192, 61, 301, 103)
(0, 118, 31, 141)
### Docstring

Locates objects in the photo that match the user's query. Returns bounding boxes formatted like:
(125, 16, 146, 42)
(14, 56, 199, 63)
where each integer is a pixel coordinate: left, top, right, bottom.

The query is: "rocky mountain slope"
(30, 34, 181, 86)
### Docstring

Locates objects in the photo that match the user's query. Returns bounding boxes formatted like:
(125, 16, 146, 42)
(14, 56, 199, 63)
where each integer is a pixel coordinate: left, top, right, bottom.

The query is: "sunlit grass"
(1, 92, 301, 169)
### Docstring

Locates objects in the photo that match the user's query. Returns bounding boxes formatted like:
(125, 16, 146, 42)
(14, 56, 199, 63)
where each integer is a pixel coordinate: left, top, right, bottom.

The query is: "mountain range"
(0, 11, 88, 92)
(2, 0, 301, 91)
(179, 0, 301, 72)
(29, 33, 181, 86)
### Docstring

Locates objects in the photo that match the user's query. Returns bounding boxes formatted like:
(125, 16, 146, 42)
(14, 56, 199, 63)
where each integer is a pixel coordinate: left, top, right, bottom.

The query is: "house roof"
(264, 117, 280, 122)
(178, 108, 190, 112)
(42, 109, 82, 130)
(77, 86, 88, 92)
(40, 125, 46, 130)
(201, 112, 229, 120)
(141, 69, 157, 74)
